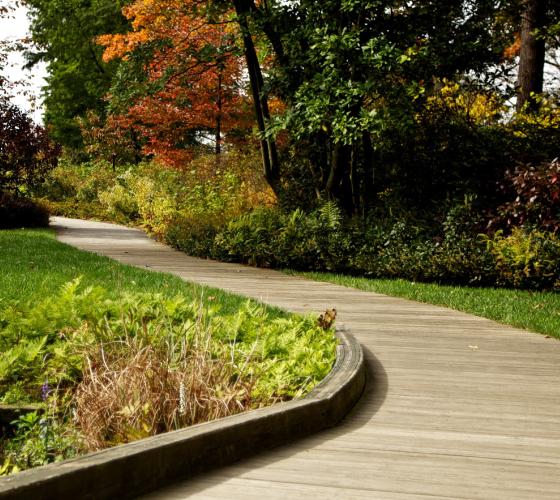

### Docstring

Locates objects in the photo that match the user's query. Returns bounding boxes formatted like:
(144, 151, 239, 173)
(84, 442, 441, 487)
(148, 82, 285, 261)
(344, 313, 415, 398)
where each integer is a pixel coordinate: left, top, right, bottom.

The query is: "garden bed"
(0, 229, 337, 475)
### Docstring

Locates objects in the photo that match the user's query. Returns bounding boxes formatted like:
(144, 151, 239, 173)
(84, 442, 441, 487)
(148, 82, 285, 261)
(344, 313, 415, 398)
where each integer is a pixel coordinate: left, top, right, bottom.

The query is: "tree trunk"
(215, 71, 222, 156)
(516, 0, 547, 112)
(232, 0, 280, 190)
(326, 143, 353, 212)
(130, 128, 142, 164)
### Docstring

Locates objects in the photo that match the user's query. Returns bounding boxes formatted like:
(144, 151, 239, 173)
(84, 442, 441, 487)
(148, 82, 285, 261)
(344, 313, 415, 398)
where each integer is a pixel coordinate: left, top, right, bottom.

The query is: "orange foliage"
(97, 0, 253, 167)
(503, 33, 521, 61)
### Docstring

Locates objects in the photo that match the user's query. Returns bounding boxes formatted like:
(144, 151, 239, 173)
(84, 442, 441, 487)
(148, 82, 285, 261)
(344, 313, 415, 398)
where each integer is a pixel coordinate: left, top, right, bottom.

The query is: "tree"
(231, 0, 280, 188)
(516, 0, 548, 111)
(78, 111, 142, 167)
(24, 0, 130, 149)
(225, 0, 512, 212)
(97, 0, 253, 167)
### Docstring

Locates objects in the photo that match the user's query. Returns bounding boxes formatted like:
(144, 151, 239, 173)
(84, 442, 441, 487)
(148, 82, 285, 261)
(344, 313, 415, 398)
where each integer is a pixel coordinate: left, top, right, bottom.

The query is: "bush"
(35, 147, 560, 291)
(495, 158, 560, 233)
(483, 228, 560, 290)
(425, 198, 496, 285)
(98, 172, 139, 220)
(38, 148, 276, 235)
(211, 202, 347, 270)
(0, 192, 50, 229)
(37, 158, 117, 203)
(0, 99, 60, 197)
(36, 158, 129, 223)
(165, 215, 220, 257)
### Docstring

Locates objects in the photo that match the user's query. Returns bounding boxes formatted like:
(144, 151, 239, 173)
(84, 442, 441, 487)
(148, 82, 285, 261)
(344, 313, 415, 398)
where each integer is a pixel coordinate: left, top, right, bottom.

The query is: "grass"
(0, 228, 264, 315)
(290, 271, 560, 339)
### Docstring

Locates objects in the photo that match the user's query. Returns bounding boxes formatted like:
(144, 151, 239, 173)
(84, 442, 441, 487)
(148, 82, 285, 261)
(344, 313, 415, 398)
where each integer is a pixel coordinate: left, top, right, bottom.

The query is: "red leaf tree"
(97, 0, 253, 168)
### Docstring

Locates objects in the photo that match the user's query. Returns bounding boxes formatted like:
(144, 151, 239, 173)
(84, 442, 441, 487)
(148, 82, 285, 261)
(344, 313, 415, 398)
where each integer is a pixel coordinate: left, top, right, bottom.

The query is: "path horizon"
(52, 216, 560, 500)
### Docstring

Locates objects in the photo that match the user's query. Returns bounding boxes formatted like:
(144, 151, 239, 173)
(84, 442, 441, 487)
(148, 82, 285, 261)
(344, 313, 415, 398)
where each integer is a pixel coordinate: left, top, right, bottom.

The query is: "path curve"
(52, 217, 560, 500)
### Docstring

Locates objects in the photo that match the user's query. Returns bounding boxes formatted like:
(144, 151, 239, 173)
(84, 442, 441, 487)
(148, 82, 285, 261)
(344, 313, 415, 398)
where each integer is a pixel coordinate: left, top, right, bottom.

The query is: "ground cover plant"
(0, 229, 336, 474)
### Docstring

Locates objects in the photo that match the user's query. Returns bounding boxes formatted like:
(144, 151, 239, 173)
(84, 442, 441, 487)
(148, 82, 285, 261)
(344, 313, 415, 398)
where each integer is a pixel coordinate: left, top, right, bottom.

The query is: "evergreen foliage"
(24, 0, 130, 148)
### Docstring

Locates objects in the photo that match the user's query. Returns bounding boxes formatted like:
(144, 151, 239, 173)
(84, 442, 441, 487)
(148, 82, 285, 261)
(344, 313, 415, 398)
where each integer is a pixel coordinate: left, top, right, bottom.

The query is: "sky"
(0, 5, 48, 123)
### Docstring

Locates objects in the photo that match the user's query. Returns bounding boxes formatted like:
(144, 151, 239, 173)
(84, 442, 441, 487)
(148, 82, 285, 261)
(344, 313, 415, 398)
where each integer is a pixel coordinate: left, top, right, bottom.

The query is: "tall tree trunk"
(516, 0, 547, 112)
(326, 143, 353, 212)
(215, 71, 222, 156)
(130, 128, 142, 164)
(232, 0, 280, 191)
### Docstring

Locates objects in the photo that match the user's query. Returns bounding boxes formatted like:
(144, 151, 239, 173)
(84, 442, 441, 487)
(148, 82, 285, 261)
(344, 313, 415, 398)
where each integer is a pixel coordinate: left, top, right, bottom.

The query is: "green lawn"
(291, 271, 560, 339)
(0, 228, 260, 314)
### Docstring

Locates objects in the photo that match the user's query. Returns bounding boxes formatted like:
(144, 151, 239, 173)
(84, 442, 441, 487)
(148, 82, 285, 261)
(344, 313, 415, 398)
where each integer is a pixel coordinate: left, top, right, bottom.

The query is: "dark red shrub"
(0, 97, 61, 196)
(0, 192, 50, 228)
(495, 158, 560, 233)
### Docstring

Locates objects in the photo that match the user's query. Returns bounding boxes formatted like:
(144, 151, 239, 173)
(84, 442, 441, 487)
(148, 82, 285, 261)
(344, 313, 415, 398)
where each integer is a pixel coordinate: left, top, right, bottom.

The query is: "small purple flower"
(41, 381, 50, 401)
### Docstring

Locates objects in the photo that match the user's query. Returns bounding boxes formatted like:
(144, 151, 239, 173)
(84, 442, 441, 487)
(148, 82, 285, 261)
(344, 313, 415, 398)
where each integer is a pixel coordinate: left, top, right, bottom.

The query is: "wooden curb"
(0, 326, 365, 500)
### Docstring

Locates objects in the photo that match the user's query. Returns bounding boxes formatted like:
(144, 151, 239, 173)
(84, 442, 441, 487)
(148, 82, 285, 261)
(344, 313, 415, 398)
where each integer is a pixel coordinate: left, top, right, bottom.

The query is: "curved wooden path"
(51, 217, 560, 500)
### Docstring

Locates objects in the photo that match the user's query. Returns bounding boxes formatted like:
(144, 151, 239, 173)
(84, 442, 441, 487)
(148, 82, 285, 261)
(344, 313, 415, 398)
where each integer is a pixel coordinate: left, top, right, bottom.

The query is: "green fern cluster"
(0, 277, 336, 473)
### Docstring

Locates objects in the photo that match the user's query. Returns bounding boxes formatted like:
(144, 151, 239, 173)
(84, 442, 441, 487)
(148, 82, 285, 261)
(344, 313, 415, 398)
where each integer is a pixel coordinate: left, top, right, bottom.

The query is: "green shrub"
(211, 202, 347, 270)
(165, 215, 219, 257)
(0, 193, 50, 229)
(38, 149, 275, 232)
(483, 228, 560, 289)
(98, 171, 139, 220)
(40, 198, 110, 222)
(34, 149, 560, 291)
(214, 208, 281, 266)
(208, 200, 519, 288)
(132, 170, 181, 237)
(36, 158, 116, 203)
(425, 198, 496, 285)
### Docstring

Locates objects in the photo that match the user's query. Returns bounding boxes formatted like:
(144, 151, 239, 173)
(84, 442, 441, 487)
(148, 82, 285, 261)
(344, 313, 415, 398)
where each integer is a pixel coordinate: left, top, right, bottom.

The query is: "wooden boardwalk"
(52, 217, 560, 500)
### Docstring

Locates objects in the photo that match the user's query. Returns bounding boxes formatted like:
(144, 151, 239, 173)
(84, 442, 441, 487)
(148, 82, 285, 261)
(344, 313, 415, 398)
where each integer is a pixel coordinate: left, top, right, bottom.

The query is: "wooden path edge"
(0, 324, 365, 500)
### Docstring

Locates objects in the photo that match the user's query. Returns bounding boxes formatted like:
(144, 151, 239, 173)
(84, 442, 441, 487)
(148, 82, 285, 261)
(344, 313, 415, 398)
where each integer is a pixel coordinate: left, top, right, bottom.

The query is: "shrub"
(426, 198, 496, 285)
(98, 171, 139, 220)
(209, 200, 506, 288)
(483, 228, 560, 290)
(212, 202, 347, 270)
(0, 99, 60, 197)
(214, 208, 282, 266)
(164, 215, 219, 257)
(0, 192, 50, 229)
(36, 158, 127, 223)
(495, 158, 560, 233)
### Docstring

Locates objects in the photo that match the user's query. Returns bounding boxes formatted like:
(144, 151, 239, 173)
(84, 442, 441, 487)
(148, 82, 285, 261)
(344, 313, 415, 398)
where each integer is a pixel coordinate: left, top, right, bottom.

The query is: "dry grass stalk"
(73, 333, 257, 451)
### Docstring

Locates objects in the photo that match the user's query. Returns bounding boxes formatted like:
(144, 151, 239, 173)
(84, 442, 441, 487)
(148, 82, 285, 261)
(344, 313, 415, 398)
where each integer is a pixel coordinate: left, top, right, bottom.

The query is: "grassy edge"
(287, 271, 560, 340)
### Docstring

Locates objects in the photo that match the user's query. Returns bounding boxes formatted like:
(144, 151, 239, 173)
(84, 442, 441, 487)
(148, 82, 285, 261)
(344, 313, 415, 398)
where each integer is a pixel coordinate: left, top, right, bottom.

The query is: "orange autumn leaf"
(97, 0, 254, 167)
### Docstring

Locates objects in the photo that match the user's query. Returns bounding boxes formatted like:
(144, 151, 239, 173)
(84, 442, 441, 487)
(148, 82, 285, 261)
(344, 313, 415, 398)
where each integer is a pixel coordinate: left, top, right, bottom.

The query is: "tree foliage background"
(21, 0, 560, 215)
